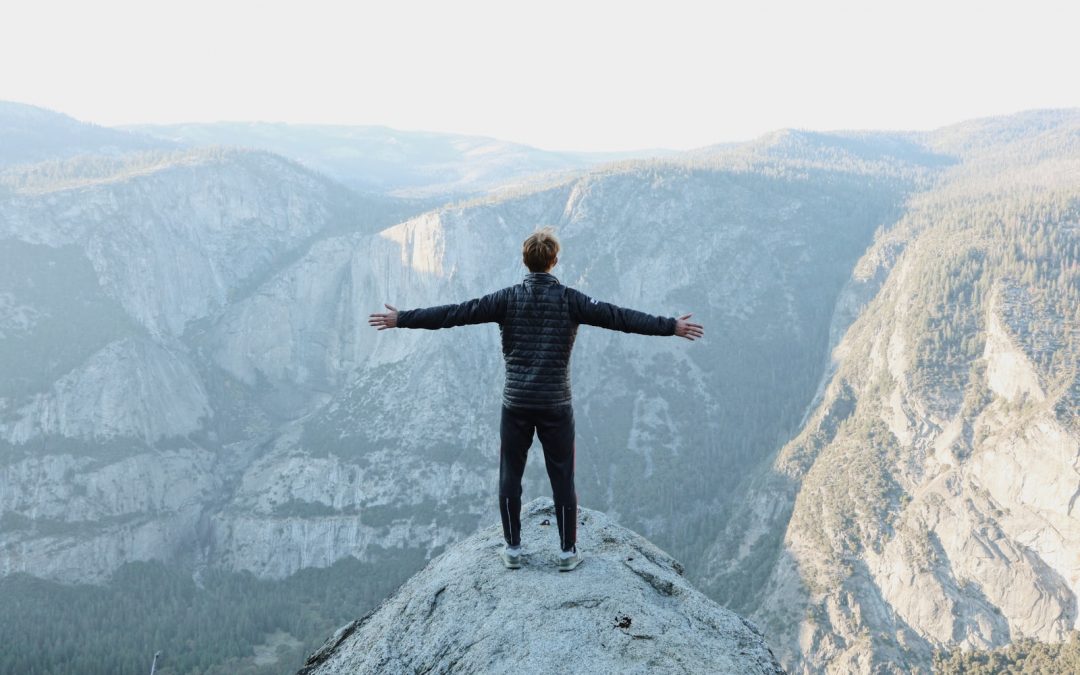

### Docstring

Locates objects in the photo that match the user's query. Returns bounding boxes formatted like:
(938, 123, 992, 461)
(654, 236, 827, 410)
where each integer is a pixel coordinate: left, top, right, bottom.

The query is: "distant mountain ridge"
(1, 100, 676, 201)
(124, 120, 678, 198)
(0, 101, 171, 166)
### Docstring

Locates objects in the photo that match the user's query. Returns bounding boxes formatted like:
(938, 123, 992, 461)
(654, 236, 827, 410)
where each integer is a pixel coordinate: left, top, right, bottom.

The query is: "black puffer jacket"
(396, 272, 676, 409)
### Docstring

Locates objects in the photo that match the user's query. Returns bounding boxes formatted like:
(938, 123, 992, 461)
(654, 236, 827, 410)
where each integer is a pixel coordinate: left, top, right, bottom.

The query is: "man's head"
(522, 226, 560, 272)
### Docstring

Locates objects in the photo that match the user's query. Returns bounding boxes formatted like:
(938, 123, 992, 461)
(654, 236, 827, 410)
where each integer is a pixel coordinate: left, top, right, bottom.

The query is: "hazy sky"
(3, 0, 1078, 152)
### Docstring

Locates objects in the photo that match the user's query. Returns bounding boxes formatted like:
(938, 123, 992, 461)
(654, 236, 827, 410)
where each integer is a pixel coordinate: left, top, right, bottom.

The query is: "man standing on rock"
(368, 227, 703, 571)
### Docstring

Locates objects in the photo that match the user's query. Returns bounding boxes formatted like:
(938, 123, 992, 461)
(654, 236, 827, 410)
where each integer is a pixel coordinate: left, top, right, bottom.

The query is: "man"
(368, 227, 703, 571)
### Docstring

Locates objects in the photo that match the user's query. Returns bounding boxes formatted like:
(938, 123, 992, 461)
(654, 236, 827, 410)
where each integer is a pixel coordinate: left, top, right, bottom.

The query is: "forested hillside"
(934, 631, 1080, 674)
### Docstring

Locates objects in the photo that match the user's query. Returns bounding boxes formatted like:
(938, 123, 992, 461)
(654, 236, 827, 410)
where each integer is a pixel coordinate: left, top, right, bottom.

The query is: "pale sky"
(2, 0, 1078, 152)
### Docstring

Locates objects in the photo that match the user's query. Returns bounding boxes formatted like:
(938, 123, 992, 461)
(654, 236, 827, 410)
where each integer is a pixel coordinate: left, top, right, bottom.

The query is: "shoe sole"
(558, 557, 582, 572)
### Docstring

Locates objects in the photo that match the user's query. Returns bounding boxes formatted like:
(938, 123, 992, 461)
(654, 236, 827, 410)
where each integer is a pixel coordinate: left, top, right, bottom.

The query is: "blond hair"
(522, 226, 560, 272)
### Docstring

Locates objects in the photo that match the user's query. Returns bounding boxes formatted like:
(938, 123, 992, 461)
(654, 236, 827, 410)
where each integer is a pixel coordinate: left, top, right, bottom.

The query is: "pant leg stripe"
(505, 497, 514, 545)
(561, 504, 566, 551)
(557, 504, 563, 550)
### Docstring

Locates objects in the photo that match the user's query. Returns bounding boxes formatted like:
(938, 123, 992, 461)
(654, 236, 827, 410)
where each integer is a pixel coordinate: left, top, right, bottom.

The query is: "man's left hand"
(675, 313, 704, 341)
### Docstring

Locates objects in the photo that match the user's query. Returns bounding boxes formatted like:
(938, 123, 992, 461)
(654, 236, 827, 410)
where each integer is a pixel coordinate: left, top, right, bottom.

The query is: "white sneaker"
(558, 547, 582, 572)
(500, 546, 522, 569)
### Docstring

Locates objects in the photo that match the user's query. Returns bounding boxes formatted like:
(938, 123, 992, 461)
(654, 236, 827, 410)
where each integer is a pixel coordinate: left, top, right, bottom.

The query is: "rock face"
(298, 498, 784, 675)
(701, 111, 1080, 673)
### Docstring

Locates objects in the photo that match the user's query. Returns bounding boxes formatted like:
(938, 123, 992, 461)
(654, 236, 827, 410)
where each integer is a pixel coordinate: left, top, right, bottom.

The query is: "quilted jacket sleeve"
(567, 288, 676, 336)
(396, 288, 510, 330)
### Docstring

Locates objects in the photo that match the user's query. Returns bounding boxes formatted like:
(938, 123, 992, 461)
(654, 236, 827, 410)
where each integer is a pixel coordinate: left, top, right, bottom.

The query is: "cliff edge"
(298, 498, 784, 674)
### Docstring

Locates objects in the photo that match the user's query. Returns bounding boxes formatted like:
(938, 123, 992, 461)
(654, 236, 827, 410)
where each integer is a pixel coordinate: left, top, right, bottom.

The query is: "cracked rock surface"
(298, 498, 784, 674)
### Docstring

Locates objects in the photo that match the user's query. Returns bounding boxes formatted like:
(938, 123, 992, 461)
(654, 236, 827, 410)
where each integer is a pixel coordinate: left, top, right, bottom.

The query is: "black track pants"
(498, 403, 577, 552)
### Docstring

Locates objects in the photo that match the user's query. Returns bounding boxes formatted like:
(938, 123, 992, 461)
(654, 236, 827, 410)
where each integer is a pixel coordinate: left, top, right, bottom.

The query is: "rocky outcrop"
(298, 498, 784, 675)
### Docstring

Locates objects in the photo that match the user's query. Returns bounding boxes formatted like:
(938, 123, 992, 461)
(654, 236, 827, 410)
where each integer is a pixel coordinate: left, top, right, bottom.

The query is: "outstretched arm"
(568, 289, 703, 340)
(369, 288, 509, 331)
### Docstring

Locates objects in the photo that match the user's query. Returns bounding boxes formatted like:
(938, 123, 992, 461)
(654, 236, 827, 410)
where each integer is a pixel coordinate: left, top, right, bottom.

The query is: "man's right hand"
(675, 313, 704, 341)
(368, 304, 399, 330)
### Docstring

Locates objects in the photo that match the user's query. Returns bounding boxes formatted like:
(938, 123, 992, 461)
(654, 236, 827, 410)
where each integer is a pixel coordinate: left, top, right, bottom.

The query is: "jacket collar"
(524, 271, 560, 287)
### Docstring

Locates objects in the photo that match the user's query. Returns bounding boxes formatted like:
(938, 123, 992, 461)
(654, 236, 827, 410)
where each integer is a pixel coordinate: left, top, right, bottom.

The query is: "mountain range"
(0, 100, 1076, 674)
